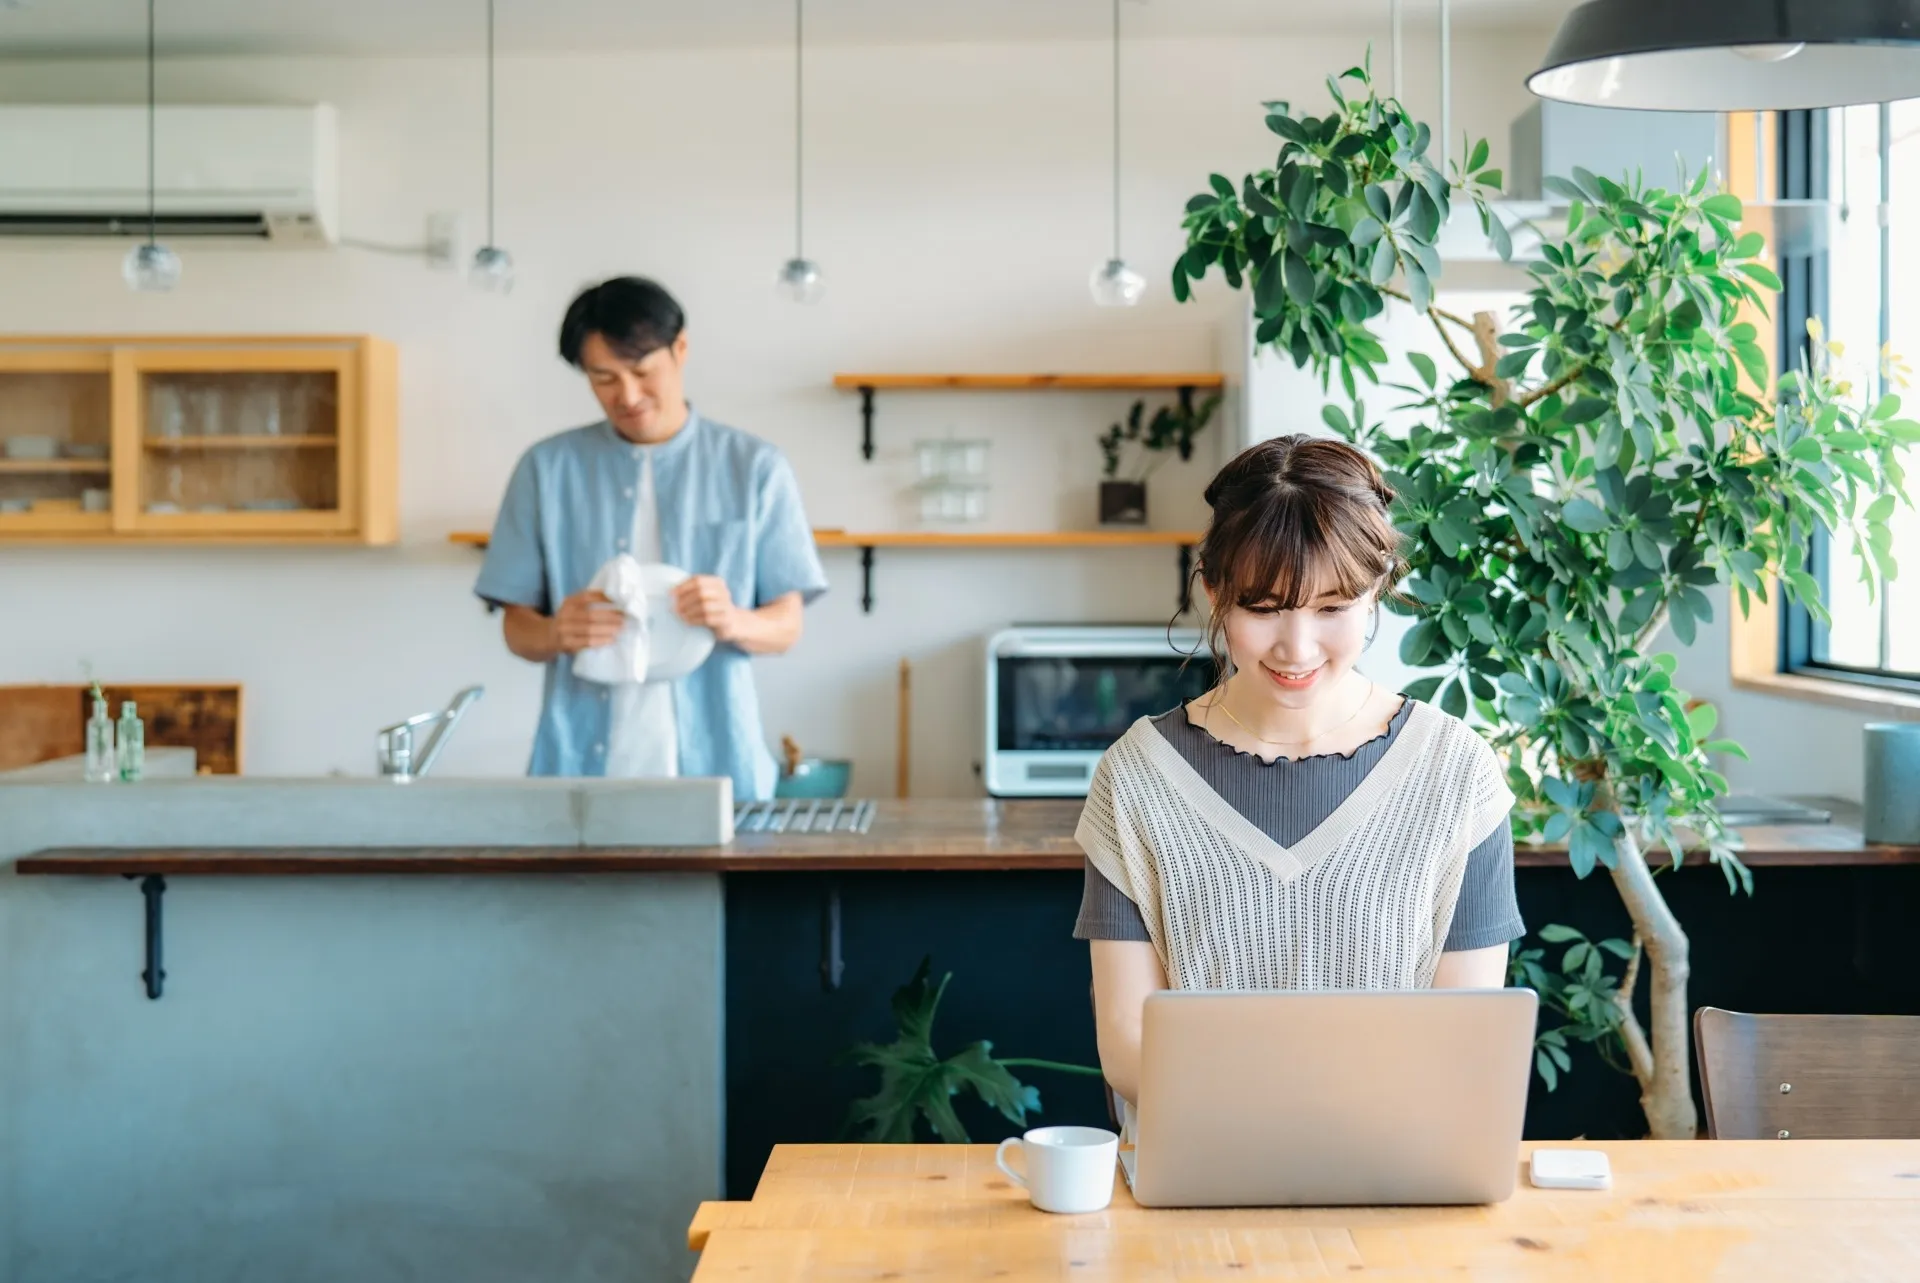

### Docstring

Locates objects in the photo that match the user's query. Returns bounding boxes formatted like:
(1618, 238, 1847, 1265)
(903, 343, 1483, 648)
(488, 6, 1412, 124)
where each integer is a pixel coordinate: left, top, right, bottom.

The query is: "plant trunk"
(1605, 822, 1699, 1139)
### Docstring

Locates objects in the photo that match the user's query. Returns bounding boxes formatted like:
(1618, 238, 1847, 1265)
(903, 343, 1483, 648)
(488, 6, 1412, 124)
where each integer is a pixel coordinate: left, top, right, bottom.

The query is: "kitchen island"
(6, 789, 1919, 1281)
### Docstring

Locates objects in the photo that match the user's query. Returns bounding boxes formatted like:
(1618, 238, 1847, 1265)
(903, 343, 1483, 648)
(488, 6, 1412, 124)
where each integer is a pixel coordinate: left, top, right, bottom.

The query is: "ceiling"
(0, 0, 1576, 58)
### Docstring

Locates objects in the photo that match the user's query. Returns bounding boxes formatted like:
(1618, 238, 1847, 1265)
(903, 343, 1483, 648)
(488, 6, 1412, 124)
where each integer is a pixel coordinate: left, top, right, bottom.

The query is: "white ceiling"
(0, 0, 1575, 58)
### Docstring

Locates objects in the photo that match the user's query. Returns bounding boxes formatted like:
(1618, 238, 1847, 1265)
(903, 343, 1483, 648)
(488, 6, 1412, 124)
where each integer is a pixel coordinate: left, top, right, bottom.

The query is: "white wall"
(0, 31, 1549, 793)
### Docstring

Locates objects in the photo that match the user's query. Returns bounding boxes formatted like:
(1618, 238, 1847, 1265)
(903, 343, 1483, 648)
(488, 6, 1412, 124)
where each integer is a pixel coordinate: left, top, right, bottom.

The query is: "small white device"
(1528, 1148, 1613, 1191)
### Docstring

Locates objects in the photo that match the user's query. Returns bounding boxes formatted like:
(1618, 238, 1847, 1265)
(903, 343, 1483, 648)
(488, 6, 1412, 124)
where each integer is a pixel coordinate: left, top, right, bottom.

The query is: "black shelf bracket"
(1177, 543, 1195, 616)
(859, 546, 876, 613)
(1177, 383, 1195, 417)
(820, 881, 846, 990)
(122, 873, 167, 1000)
(858, 385, 876, 461)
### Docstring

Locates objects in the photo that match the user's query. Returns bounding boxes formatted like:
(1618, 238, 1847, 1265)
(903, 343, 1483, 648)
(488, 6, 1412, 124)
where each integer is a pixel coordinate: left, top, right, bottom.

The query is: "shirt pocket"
(688, 518, 753, 600)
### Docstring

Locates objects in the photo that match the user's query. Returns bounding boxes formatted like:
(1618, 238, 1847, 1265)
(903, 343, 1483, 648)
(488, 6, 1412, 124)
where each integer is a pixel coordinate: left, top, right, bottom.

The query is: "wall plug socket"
(425, 213, 462, 270)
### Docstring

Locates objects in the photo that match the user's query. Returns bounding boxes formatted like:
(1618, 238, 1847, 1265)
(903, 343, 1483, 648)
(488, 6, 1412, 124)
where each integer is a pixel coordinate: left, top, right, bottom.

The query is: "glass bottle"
(116, 700, 145, 782)
(84, 691, 116, 783)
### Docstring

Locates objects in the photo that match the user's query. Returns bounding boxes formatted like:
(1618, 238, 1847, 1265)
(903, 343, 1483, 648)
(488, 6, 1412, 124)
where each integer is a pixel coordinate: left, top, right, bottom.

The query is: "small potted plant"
(1097, 392, 1222, 525)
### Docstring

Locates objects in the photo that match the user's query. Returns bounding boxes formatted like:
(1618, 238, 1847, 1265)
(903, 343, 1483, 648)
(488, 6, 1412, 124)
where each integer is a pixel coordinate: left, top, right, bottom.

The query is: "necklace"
(1210, 677, 1377, 749)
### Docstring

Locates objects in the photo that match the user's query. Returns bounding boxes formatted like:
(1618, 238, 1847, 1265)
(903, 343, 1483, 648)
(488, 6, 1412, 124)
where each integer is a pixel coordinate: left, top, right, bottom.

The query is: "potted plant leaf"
(840, 958, 1103, 1143)
(1097, 392, 1223, 525)
(1171, 61, 1916, 1137)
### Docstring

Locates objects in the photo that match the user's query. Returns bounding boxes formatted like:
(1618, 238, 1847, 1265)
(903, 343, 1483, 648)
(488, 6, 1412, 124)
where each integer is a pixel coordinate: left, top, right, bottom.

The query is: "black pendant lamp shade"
(1529, 0, 1920, 111)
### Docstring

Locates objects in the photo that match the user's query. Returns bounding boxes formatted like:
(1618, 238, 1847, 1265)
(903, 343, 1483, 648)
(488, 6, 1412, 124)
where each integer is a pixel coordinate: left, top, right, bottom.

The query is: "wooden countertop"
(13, 797, 1917, 877)
(687, 1140, 1920, 1280)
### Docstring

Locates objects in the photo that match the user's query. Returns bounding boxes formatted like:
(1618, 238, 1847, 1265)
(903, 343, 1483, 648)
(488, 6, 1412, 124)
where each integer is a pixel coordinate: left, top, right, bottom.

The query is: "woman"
(1075, 435, 1523, 1106)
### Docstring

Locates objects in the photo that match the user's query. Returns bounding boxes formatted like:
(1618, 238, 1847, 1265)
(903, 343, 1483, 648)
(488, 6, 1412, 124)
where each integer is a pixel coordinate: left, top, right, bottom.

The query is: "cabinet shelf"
(831, 371, 1225, 461)
(0, 459, 111, 474)
(144, 435, 339, 450)
(449, 528, 1201, 614)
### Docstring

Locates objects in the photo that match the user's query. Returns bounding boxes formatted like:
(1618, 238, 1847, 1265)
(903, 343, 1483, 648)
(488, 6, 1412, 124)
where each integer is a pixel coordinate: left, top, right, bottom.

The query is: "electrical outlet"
(425, 213, 462, 270)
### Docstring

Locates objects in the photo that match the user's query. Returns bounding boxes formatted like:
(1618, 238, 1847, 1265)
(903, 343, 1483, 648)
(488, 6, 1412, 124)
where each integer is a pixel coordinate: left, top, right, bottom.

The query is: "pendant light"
(469, 0, 514, 292)
(1088, 0, 1143, 307)
(1529, 0, 1920, 112)
(122, 0, 179, 292)
(776, 0, 824, 303)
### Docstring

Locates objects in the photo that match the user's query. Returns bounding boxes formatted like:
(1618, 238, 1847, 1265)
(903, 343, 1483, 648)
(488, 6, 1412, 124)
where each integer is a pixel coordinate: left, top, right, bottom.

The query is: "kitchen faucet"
(376, 685, 484, 780)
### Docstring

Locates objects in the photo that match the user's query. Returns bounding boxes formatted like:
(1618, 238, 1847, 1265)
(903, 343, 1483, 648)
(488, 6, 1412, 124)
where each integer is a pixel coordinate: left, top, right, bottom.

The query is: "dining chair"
(1694, 1007, 1920, 1140)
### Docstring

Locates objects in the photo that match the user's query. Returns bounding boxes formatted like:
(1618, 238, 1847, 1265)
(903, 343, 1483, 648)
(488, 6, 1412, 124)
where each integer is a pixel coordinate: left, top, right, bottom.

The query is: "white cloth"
(1074, 700, 1514, 992)
(605, 449, 679, 778)
(572, 555, 655, 685)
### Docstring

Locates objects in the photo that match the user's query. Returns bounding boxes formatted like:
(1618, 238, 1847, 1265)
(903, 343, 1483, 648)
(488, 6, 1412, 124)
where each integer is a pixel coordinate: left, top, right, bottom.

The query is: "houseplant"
(1097, 392, 1223, 525)
(1172, 62, 1916, 1138)
(841, 958, 1103, 1143)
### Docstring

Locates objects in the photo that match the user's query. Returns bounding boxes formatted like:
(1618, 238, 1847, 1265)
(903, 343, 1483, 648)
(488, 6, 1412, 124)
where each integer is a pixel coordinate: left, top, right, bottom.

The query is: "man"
(475, 276, 827, 799)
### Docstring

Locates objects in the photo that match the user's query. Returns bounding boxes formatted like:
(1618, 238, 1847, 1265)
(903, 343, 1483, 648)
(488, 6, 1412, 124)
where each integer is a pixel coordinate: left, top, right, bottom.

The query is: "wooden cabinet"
(0, 335, 396, 544)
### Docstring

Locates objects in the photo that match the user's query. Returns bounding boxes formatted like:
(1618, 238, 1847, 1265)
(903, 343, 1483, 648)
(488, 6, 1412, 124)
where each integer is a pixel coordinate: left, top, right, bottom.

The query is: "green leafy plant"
(1099, 392, 1225, 481)
(1174, 60, 1916, 1138)
(840, 957, 1104, 1143)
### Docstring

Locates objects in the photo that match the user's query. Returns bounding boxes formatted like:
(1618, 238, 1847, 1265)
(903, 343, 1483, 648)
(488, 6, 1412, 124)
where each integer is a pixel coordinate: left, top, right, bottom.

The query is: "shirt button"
(617, 538, 627, 549)
(624, 487, 635, 498)
(595, 742, 606, 753)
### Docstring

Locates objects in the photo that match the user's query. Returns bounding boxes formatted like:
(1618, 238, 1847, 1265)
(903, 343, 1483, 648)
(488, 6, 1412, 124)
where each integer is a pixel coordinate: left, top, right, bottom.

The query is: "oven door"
(985, 628, 1216, 798)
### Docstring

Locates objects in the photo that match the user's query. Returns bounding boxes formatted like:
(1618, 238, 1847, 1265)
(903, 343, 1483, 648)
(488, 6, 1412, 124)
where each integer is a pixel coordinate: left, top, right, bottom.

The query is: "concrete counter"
(0, 775, 731, 1283)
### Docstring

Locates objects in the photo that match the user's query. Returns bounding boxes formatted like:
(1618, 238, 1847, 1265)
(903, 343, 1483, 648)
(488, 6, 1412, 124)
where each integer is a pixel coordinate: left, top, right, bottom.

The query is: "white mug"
(994, 1125, 1119, 1213)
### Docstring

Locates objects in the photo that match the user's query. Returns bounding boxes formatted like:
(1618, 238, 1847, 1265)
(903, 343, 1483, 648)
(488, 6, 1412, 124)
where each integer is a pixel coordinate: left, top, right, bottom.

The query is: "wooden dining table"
(687, 1141, 1920, 1280)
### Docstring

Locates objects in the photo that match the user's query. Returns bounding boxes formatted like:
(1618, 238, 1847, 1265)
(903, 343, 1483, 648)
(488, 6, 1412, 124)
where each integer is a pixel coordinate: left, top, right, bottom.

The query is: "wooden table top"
(688, 1141, 1920, 1280)
(15, 797, 1919, 876)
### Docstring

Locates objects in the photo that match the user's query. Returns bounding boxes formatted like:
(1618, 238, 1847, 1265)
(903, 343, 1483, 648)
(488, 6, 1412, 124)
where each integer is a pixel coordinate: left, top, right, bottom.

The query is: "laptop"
(1119, 988, 1538, 1207)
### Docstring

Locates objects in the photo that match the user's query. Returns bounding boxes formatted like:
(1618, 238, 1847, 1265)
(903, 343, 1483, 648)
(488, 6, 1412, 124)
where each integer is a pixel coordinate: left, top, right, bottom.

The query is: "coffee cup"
(994, 1125, 1118, 1213)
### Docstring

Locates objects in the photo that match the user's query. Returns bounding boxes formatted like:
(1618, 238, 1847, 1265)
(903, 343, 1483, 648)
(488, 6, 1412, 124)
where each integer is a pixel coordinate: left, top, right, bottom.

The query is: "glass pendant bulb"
(470, 245, 515, 293)
(776, 256, 825, 304)
(123, 242, 181, 293)
(1089, 257, 1145, 308)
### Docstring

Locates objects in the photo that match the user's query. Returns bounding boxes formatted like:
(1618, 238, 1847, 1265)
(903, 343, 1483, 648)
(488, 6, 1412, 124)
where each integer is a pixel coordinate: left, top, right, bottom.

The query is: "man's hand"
(552, 589, 625, 654)
(674, 575, 741, 642)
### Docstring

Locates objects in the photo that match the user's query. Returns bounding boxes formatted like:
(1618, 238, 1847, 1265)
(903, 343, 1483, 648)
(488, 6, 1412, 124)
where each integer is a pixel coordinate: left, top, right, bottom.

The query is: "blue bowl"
(776, 758, 851, 799)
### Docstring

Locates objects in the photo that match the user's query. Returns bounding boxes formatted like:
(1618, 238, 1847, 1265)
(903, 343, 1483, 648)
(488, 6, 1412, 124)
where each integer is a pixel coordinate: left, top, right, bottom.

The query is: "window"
(1782, 104, 1920, 692)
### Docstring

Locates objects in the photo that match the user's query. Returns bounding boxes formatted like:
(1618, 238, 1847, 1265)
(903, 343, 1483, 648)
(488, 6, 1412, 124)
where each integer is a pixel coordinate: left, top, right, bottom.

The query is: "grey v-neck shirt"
(1073, 701, 1524, 952)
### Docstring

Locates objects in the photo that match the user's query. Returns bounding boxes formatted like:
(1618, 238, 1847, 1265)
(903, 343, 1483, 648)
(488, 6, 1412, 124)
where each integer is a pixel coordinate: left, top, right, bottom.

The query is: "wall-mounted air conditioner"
(0, 104, 338, 244)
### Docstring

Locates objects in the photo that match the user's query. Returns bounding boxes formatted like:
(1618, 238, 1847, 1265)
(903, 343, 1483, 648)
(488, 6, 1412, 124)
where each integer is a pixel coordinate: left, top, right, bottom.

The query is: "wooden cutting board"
(0, 683, 243, 774)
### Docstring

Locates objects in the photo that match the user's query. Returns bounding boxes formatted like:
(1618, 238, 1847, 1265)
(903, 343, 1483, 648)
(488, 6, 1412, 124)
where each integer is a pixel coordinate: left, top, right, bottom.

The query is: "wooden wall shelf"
(830, 371, 1225, 461)
(810, 529, 1199, 549)
(449, 528, 1202, 615)
(830, 373, 1226, 391)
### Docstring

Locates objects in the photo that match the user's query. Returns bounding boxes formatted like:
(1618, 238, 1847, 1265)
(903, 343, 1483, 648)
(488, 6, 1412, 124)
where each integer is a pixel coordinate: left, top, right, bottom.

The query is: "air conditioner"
(0, 104, 338, 244)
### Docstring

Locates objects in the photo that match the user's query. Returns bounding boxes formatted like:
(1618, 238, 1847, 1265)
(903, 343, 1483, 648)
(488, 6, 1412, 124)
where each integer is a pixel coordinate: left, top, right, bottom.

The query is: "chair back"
(1694, 1007, 1920, 1140)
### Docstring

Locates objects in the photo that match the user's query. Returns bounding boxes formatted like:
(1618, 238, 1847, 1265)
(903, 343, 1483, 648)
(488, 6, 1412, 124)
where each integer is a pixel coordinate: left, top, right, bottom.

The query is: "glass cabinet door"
(122, 351, 356, 534)
(0, 349, 114, 534)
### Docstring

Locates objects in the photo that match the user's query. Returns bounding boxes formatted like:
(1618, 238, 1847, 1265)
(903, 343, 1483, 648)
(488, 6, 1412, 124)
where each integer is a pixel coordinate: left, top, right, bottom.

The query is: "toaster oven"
(984, 625, 1218, 798)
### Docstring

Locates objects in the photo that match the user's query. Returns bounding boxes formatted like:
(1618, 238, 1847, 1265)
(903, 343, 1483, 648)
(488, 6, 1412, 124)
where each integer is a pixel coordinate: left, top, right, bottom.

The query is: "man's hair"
(558, 277, 686, 367)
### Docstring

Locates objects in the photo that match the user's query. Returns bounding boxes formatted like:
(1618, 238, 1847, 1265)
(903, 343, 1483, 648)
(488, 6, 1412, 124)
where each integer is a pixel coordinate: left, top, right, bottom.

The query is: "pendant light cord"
(146, 0, 156, 247)
(1438, 0, 1451, 169)
(1389, 0, 1402, 101)
(794, 0, 805, 258)
(486, 0, 496, 247)
(1110, 0, 1121, 260)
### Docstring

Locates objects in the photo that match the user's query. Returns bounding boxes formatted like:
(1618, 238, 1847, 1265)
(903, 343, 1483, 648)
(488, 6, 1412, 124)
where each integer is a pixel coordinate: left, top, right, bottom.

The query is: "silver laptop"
(1120, 989, 1538, 1207)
